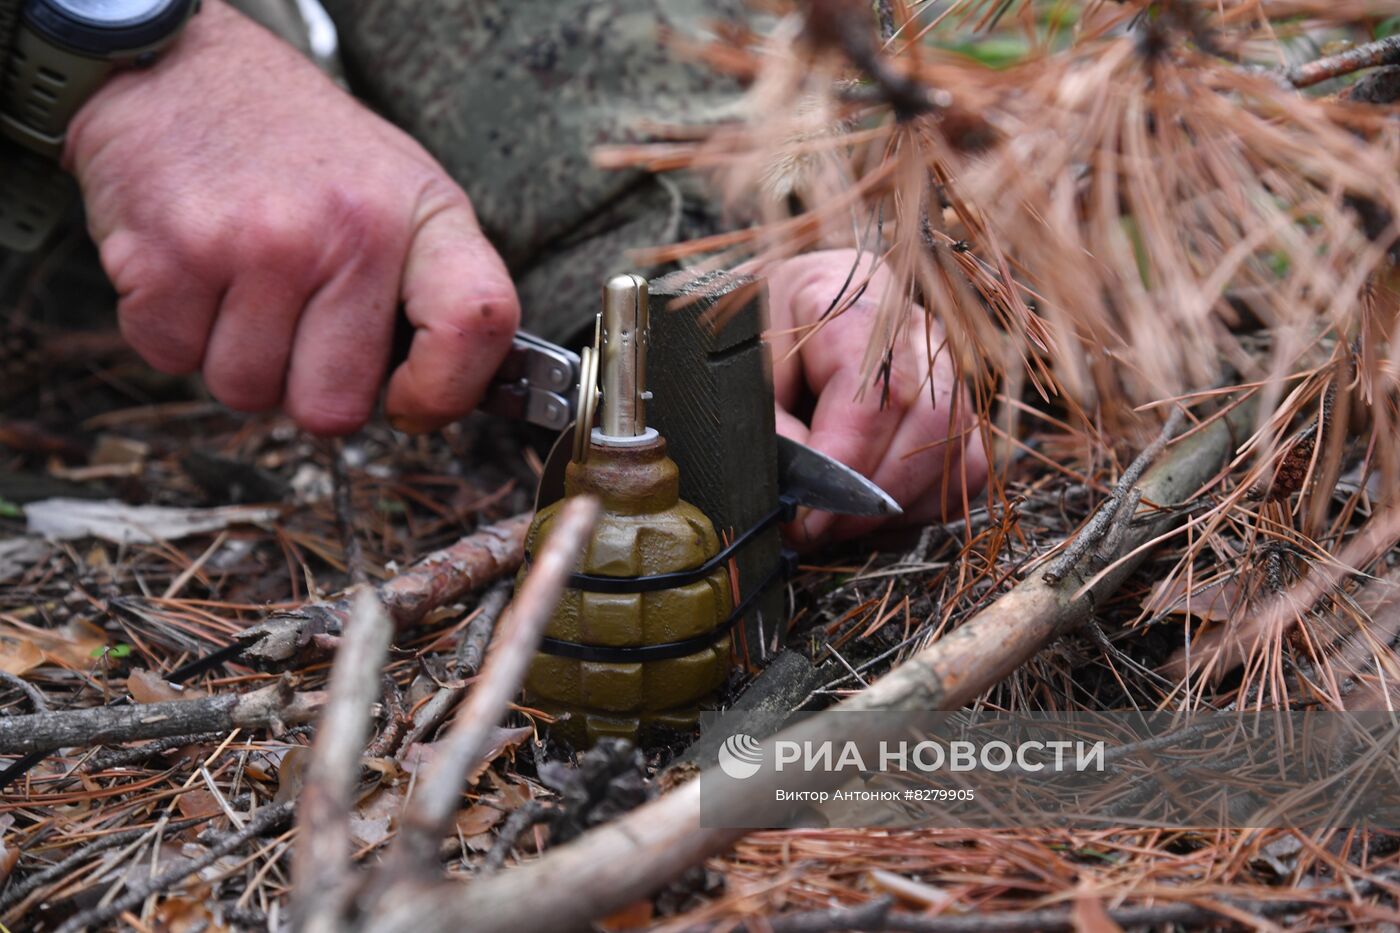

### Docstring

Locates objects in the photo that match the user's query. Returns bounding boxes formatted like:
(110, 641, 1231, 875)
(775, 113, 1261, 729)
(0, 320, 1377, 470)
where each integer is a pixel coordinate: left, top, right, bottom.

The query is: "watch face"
(43, 0, 175, 27)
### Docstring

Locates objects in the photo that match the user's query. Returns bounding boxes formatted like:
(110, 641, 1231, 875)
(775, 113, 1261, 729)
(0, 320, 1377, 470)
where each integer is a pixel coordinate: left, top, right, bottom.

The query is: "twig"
(0, 817, 207, 915)
(371, 496, 599, 906)
(376, 400, 1249, 933)
(0, 679, 323, 756)
(367, 673, 407, 758)
(0, 670, 48, 711)
(1042, 408, 1184, 584)
(458, 579, 514, 677)
(53, 801, 294, 933)
(292, 587, 392, 933)
(84, 726, 311, 772)
(233, 511, 531, 671)
(331, 438, 368, 587)
(482, 799, 555, 874)
(399, 580, 514, 749)
(1287, 35, 1400, 88)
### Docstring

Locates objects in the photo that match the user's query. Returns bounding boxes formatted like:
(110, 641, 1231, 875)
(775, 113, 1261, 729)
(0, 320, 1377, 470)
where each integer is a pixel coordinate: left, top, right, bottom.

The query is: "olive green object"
(524, 273, 733, 747)
(522, 435, 732, 747)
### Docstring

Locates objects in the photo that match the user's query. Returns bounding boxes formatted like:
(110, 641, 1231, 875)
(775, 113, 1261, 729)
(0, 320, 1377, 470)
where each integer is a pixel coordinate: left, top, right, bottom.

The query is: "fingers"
(827, 384, 989, 541)
(384, 189, 520, 433)
(766, 247, 989, 547)
(104, 230, 220, 375)
(283, 252, 400, 436)
(201, 271, 309, 412)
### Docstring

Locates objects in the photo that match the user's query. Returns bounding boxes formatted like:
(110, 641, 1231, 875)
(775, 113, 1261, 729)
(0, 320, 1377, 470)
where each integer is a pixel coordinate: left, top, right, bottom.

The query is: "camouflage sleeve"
(316, 0, 753, 341)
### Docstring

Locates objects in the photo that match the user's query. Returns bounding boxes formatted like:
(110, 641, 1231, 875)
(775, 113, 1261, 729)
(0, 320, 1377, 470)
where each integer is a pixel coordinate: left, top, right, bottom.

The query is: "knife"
(490, 332, 901, 518)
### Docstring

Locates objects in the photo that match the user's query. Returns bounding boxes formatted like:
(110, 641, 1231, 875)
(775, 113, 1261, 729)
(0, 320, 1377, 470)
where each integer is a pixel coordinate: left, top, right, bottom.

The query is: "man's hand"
(765, 250, 988, 544)
(67, 0, 518, 435)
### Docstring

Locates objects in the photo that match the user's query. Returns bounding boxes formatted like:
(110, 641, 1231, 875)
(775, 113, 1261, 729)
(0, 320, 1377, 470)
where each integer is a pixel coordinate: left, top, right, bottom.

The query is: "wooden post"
(646, 270, 783, 670)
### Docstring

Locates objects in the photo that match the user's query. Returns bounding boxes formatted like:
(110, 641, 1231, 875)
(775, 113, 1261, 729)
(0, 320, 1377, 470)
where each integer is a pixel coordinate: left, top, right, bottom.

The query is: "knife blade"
(533, 423, 901, 518)
(776, 434, 901, 517)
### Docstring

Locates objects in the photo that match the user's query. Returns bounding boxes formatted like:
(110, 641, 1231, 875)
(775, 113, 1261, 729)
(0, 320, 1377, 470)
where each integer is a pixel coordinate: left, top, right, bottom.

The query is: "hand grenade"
(523, 275, 732, 747)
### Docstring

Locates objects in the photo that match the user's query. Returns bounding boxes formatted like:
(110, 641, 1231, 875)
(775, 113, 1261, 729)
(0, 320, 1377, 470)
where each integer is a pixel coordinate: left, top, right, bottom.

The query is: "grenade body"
(523, 434, 731, 747)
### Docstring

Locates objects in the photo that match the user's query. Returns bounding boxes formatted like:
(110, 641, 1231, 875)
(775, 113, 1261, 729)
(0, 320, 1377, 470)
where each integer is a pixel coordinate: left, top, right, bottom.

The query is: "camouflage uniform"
(317, 0, 750, 341)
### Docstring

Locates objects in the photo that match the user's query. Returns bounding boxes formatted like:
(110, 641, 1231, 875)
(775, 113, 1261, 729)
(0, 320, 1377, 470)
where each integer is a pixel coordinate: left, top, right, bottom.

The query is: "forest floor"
(1, 307, 1397, 931)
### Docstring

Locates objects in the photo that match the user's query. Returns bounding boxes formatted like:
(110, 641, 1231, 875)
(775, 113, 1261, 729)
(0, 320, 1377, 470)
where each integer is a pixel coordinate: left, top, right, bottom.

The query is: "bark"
(237, 511, 531, 670)
(0, 679, 323, 756)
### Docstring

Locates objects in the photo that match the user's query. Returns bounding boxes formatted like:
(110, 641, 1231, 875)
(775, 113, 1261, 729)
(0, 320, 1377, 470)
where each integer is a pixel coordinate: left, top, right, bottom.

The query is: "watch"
(0, 0, 200, 250)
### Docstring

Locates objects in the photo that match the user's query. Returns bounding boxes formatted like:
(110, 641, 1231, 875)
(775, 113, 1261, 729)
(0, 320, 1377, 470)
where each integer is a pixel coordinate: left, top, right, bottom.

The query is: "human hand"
(764, 250, 988, 545)
(68, 0, 518, 435)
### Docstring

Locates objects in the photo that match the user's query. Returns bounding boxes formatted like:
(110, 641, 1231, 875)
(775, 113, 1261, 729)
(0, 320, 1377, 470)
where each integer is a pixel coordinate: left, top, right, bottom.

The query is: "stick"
(1287, 35, 1400, 88)
(53, 802, 294, 933)
(0, 679, 323, 756)
(374, 496, 599, 891)
(292, 587, 392, 933)
(1042, 408, 1184, 585)
(0, 670, 48, 711)
(399, 580, 514, 749)
(374, 402, 1247, 933)
(235, 511, 531, 670)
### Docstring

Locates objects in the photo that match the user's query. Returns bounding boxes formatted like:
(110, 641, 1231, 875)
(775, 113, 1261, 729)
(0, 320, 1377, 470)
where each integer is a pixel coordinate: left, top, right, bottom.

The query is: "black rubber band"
(524, 495, 797, 595)
(536, 549, 797, 663)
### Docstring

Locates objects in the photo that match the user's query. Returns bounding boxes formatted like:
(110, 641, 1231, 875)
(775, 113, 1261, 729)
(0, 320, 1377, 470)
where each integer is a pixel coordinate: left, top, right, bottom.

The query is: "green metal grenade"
(523, 275, 732, 747)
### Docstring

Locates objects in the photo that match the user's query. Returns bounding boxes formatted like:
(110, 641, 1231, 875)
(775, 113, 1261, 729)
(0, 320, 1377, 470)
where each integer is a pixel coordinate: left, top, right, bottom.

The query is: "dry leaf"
(25, 497, 279, 544)
(0, 637, 44, 676)
(128, 668, 187, 703)
(455, 804, 505, 837)
(274, 746, 310, 804)
(465, 726, 534, 783)
(0, 618, 107, 673)
(176, 789, 223, 821)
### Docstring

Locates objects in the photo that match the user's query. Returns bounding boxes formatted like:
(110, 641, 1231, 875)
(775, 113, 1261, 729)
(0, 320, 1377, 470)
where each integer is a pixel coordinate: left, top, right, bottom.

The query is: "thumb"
(384, 190, 520, 433)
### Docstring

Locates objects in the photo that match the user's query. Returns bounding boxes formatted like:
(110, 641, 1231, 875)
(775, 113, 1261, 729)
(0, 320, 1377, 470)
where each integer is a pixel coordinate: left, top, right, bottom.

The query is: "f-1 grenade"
(522, 274, 732, 747)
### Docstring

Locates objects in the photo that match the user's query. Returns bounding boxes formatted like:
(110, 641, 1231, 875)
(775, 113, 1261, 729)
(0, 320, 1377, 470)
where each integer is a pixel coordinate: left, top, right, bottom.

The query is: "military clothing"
(319, 0, 749, 341)
(1, 0, 751, 344)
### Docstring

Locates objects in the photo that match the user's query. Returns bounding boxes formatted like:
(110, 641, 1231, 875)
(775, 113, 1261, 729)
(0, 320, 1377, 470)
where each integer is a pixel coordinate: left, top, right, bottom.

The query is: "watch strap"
(2, 24, 116, 158)
(0, 141, 76, 252)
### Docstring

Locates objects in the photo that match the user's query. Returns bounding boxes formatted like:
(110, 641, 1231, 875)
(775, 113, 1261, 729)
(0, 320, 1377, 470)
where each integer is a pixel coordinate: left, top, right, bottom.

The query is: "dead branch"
(0, 670, 48, 711)
(292, 587, 393, 933)
(1288, 35, 1400, 88)
(400, 579, 514, 749)
(374, 496, 599, 889)
(1042, 408, 1184, 584)
(53, 801, 294, 933)
(0, 679, 323, 756)
(234, 511, 531, 670)
(375, 402, 1247, 933)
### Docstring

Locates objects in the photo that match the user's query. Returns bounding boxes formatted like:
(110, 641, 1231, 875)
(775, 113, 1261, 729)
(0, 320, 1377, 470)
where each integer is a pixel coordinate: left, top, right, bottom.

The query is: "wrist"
(0, 0, 205, 163)
(66, 0, 266, 170)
